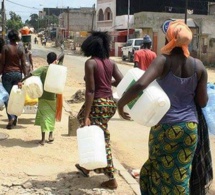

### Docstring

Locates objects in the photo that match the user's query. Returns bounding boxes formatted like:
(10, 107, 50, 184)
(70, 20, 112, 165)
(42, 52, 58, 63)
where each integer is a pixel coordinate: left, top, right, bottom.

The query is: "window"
(104, 7, 112, 20)
(98, 9, 104, 21)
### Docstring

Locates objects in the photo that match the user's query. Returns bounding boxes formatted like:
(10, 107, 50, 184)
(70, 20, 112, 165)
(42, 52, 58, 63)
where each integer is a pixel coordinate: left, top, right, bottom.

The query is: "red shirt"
(134, 49, 157, 70)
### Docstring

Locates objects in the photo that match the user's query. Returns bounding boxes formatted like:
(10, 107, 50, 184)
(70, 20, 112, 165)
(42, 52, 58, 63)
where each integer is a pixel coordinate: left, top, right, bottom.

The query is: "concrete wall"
(134, 11, 215, 64)
(61, 8, 95, 32)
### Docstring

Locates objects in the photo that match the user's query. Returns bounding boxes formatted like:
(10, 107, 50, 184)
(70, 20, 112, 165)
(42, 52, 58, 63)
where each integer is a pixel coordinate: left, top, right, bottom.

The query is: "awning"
(110, 29, 135, 36)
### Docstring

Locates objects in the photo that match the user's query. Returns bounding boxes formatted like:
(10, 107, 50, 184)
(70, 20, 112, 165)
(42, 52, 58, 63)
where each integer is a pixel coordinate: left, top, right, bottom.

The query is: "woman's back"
(92, 58, 113, 99)
(158, 55, 198, 124)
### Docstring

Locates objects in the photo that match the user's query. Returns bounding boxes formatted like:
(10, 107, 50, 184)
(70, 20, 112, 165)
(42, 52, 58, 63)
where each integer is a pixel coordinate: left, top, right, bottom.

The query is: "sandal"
(100, 179, 118, 190)
(38, 141, 45, 146)
(75, 164, 89, 177)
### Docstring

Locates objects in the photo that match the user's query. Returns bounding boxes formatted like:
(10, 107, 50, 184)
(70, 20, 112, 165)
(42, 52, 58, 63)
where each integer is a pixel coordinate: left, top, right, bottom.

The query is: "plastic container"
(23, 105, 38, 114)
(21, 35, 31, 42)
(202, 83, 215, 135)
(7, 85, 26, 116)
(0, 83, 9, 102)
(24, 76, 43, 99)
(117, 68, 170, 127)
(77, 125, 107, 170)
(44, 64, 67, 94)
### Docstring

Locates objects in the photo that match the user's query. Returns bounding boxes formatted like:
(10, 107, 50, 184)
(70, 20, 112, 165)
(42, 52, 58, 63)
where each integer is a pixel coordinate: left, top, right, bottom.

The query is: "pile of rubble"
(67, 89, 85, 104)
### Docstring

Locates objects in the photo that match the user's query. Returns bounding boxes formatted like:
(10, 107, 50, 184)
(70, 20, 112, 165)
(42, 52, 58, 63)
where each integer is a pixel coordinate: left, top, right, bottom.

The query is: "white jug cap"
(158, 98, 166, 107)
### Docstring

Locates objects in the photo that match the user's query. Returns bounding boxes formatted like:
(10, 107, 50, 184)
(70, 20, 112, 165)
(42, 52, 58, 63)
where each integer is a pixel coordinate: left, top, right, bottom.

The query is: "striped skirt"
(77, 97, 117, 178)
(140, 122, 198, 195)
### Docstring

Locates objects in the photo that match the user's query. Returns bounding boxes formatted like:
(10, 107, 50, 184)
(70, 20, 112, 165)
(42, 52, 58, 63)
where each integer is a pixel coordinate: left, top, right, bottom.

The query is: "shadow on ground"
(29, 171, 113, 195)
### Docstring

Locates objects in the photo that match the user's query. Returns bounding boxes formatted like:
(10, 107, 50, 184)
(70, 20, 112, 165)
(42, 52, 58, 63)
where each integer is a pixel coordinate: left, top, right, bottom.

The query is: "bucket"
(21, 35, 31, 42)
(117, 68, 170, 127)
(44, 64, 67, 94)
(24, 76, 43, 99)
(77, 125, 107, 170)
(8, 85, 26, 116)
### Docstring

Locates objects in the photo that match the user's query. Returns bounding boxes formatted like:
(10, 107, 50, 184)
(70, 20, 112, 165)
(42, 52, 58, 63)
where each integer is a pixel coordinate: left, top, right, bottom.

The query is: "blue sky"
(5, 0, 96, 22)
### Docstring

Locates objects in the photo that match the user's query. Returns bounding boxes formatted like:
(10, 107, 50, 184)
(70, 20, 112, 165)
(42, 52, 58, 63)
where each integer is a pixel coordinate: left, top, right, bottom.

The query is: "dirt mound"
(67, 89, 85, 104)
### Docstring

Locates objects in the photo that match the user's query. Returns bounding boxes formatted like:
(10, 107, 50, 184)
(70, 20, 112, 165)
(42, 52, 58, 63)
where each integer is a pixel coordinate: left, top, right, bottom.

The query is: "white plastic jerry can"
(77, 125, 107, 170)
(8, 85, 26, 116)
(24, 76, 43, 99)
(116, 68, 170, 127)
(44, 64, 67, 94)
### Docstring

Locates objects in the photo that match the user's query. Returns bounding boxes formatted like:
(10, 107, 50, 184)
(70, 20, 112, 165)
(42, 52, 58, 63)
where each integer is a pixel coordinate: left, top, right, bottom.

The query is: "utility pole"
(1, 0, 5, 39)
(185, 0, 188, 24)
(91, 4, 95, 31)
(127, 0, 130, 41)
(67, 6, 69, 38)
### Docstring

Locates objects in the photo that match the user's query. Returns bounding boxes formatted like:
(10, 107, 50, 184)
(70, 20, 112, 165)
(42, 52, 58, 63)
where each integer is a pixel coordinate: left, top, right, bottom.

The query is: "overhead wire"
(5, 0, 40, 10)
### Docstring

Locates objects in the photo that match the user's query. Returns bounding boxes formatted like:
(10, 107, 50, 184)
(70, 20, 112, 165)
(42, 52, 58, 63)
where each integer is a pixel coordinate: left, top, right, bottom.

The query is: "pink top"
(93, 57, 113, 98)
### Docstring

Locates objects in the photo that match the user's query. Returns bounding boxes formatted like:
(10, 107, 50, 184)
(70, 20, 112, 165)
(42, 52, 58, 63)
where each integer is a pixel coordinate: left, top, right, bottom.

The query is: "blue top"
(157, 61, 198, 124)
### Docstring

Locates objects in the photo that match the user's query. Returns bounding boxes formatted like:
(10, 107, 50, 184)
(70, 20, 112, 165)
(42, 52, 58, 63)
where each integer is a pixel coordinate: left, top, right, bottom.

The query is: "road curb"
(113, 157, 141, 195)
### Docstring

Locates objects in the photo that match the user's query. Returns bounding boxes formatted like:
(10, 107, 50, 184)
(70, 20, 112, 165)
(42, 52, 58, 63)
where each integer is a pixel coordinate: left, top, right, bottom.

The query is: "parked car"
(121, 38, 143, 62)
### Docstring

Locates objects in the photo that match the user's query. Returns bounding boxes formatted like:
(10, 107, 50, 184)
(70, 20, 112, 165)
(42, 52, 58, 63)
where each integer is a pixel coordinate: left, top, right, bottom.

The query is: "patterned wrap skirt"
(140, 122, 198, 195)
(77, 97, 117, 178)
(35, 99, 56, 132)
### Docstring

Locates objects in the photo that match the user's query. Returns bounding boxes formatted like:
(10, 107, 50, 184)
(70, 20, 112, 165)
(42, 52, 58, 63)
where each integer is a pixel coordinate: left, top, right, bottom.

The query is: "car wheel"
(128, 52, 133, 62)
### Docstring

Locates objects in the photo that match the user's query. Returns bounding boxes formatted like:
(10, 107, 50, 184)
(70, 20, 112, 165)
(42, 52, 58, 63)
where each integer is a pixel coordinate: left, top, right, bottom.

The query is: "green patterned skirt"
(77, 97, 117, 178)
(35, 99, 56, 132)
(140, 122, 198, 195)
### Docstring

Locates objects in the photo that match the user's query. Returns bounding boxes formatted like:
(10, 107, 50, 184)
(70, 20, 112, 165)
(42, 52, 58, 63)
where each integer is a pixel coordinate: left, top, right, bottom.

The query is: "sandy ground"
(0, 56, 136, 195)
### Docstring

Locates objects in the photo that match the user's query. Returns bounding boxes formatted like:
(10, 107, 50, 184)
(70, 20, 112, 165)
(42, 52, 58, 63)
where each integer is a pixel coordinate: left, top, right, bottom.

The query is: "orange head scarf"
(161, 20, 192, 57)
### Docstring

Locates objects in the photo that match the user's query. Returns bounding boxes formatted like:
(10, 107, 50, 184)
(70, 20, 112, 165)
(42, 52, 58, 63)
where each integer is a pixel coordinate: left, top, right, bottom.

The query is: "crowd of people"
(0, 20, 213, 194)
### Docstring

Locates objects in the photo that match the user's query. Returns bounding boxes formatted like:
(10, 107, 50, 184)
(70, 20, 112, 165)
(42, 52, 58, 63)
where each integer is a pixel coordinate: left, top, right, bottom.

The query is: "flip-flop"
(75, 164, 89, 177)
(47, 139, 54, 144)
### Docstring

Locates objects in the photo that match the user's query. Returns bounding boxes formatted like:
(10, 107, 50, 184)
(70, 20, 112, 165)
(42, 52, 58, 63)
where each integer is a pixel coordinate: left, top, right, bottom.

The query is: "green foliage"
(25, 14, 59, 32)
(6, 11, 23, 31)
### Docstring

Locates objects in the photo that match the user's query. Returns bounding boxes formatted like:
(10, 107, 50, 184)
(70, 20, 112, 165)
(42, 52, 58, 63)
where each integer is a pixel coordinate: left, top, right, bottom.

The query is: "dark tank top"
(93, 58, 113, 98)
(157, 59, 198, 124)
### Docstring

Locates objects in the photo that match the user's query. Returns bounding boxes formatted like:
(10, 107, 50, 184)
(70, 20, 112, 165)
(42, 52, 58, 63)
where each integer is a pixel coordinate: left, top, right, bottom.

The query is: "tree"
(6, 11, 23, 31)
(25, 14, 38, 31)
(25, 13, 59, 32)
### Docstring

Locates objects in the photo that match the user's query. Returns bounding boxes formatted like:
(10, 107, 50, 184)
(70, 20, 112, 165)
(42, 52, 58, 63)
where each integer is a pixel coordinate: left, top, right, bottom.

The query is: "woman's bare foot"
(100, 178, 118, 190)
(75, 164, 90, 177)
(48, 132, 54, 142)
(38, 140, 45, 146)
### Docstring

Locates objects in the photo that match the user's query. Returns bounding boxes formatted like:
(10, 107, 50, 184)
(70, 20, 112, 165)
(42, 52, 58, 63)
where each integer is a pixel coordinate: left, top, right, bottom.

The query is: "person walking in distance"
(75, 31, 123, 189)
(24, 45, 33, 76)
(117, 20, 208, 195)
(134, 34, 157, 70)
